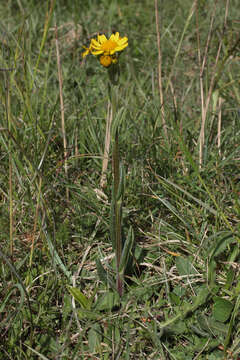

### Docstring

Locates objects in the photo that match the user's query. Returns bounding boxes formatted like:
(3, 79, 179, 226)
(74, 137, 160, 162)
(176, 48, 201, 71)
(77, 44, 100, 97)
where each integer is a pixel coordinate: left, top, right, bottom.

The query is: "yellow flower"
(82, 32, 128, 67)
(82, 45, 92, 58)
(90, 32, 128, 56)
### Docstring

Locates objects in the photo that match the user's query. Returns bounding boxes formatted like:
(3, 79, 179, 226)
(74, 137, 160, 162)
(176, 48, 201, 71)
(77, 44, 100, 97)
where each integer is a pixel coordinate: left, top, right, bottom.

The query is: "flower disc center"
(102, 40, 117, 52)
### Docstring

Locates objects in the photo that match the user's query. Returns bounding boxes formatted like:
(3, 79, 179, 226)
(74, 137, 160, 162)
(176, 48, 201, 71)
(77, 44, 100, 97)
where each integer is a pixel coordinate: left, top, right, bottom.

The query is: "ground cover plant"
(0, 0, 240, 359)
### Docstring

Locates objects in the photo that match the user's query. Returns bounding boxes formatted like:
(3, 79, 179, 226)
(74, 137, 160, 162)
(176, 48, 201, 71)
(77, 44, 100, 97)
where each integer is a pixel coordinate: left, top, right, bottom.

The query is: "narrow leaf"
(43, 228, 72, 280)
(96, 259, 115, 290)
(119, 226, 134, 273)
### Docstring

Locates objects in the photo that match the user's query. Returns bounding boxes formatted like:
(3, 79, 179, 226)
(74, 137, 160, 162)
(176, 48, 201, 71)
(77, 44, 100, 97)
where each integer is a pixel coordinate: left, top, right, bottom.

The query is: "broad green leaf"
(78, 309, 101, 320)
(175, 256, 198, 277)
(169, 292, 181, 305)
(88, 323, 102, 353)
(67, 286, 91, 309)
(191, 285, 210, 309)
(213, 297, 233, 322)
(95, 291, 120, 311)
(166, 319, 187, 335)
(225, 268, 235, 290)
(196, 314, 228, 337)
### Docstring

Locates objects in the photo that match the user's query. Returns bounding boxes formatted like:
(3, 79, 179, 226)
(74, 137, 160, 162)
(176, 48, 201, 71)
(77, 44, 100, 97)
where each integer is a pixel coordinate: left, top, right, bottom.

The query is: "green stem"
(5, 70, 14, 259)
(110, 78, 124, 296)
(113, 123, 123, 296)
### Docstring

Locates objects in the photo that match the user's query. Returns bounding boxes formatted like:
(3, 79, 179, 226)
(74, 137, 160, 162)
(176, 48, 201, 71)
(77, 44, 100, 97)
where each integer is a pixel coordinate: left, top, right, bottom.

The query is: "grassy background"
(0, 0, 240, 358)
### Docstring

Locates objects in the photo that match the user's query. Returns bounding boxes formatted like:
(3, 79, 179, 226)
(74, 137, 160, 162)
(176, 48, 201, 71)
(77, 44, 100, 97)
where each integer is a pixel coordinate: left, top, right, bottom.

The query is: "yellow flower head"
(82, 32, 128, 67)
(91, 32, 128, 56)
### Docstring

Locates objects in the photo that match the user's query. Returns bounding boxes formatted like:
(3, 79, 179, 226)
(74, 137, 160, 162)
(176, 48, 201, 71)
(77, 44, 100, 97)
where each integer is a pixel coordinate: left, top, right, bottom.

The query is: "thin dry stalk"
(224, 0, 230, 27)
(217, 97, 223, 154)
(55, 25, 69, 200)
(169, 80, 177, 115)
(195, 2, 205, 142)
(155, 0, 168, 142)
(197, 0, 229, 167)
(196, 0, 216, 167)
(100, 100, 113, 188)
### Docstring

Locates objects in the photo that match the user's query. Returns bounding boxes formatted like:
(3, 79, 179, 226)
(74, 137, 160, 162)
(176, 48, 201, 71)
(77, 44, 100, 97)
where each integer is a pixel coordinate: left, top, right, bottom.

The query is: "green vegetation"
(0, 0, 239, 358)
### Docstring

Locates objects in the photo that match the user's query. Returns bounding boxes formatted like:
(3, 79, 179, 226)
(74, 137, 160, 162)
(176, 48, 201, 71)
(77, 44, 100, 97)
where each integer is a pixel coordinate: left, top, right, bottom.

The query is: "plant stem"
(5, 70, 14, 259)
(113, 128, 124, 296)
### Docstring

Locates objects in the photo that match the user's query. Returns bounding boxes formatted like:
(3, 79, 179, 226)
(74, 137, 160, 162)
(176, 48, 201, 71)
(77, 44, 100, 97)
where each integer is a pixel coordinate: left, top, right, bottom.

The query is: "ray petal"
(98, 34, 107, 44)
(91, 49, 104, 55)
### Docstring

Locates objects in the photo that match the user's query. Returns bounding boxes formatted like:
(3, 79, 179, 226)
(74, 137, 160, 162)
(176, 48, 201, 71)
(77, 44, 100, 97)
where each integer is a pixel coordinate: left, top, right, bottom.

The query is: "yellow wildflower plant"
(82, 32, 128, 68)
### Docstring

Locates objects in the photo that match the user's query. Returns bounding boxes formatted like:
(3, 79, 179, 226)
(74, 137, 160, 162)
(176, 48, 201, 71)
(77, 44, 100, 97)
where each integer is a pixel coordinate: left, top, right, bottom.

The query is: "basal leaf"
(95, 291, 120, 311)
(175, 256, 198, 277)
(88, 323, 102, 353)
(213, 297, 233, 322)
